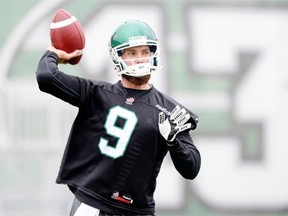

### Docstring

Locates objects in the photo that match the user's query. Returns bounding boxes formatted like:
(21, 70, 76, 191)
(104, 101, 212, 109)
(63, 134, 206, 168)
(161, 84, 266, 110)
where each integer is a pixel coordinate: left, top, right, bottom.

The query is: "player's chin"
(122, 74, 151, 86)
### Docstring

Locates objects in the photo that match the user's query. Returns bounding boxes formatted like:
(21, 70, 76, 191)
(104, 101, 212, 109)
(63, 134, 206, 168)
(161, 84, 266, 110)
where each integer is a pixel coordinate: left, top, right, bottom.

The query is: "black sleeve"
(35, 50, 87, 107)
(167, 132, 201, 180)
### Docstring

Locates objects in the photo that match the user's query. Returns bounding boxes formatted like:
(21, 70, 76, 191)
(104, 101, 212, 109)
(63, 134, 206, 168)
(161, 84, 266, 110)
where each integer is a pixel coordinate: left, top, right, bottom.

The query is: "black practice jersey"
(36, 51, 201, 215)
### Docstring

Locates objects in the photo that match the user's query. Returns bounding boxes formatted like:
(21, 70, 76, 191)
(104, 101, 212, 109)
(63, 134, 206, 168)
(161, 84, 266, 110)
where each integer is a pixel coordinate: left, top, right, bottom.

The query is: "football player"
(36, 20, 201, 216)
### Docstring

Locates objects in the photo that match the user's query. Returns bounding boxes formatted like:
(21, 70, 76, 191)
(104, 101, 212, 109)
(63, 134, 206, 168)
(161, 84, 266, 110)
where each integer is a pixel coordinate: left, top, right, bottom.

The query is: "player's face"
(121, 45, 151, 66)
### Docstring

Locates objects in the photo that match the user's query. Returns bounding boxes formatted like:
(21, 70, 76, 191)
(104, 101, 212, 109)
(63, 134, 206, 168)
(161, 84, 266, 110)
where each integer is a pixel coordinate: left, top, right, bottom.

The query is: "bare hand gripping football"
(50, 9, 85, 65)
(158, 105, 192, 144)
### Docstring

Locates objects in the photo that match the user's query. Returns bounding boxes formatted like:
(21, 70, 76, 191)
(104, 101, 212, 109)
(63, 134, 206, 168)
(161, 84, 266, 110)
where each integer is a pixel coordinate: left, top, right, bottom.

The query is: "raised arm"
(36, 47, 84, 107)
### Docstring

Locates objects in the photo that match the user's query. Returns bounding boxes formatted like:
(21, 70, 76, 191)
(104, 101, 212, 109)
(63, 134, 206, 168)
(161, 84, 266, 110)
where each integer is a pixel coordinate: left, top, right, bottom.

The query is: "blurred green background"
(1, 0, 288, 215)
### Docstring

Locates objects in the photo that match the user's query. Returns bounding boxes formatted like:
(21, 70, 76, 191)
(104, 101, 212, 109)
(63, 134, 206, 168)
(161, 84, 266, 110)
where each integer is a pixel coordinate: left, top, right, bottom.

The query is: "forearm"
(36, 51, 82, 106)
(168, 133, 201, 180)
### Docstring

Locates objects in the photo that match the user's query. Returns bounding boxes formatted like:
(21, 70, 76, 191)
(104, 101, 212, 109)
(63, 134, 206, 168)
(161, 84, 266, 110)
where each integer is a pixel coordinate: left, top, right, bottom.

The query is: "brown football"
(50, 9, 85, 65)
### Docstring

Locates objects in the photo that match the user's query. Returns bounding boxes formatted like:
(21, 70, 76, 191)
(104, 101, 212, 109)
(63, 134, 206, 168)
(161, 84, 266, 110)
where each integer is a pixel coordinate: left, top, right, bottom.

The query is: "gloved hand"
(158, 105, 192, 144)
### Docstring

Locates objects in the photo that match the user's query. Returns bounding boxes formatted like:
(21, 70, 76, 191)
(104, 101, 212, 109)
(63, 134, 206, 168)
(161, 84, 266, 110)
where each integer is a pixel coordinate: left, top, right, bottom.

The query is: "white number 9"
(98, 106, 138, 159)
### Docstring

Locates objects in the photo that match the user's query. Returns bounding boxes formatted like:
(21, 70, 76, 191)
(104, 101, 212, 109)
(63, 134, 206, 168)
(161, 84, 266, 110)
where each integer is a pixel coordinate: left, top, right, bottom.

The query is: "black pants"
(70, 197, 156, 216)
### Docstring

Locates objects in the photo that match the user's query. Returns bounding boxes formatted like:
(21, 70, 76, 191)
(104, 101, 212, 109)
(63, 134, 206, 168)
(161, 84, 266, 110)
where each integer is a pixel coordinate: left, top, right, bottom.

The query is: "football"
(50, 9, 85, 65)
